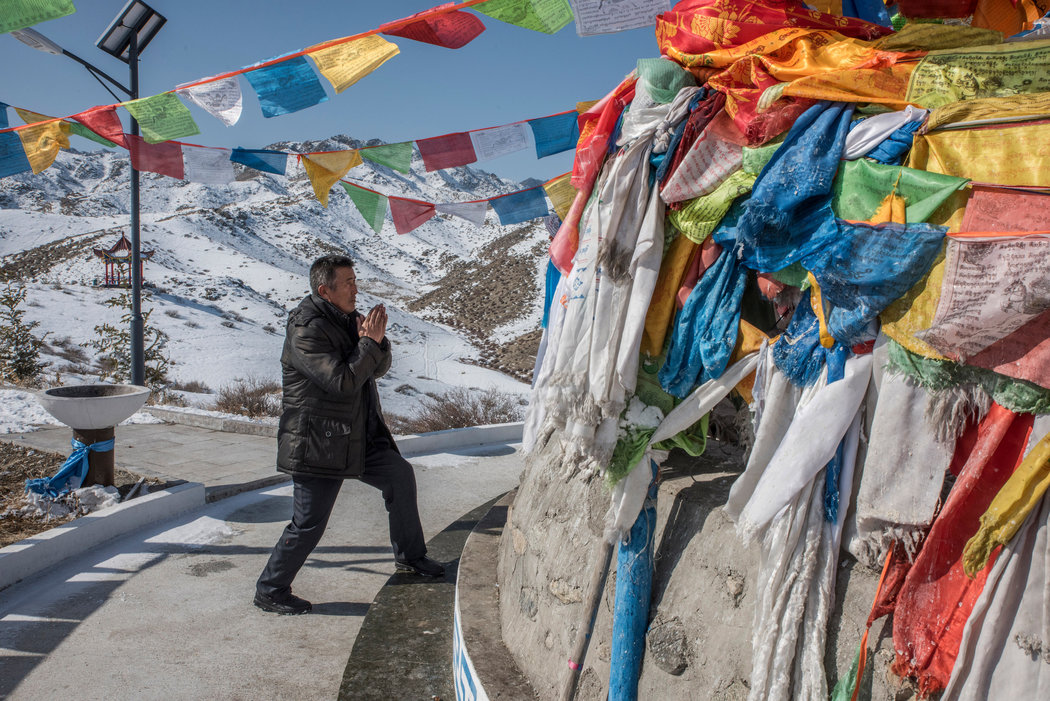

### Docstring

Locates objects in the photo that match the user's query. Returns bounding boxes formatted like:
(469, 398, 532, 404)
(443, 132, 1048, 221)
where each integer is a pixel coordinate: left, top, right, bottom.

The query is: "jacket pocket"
(303, 416, 352, 472)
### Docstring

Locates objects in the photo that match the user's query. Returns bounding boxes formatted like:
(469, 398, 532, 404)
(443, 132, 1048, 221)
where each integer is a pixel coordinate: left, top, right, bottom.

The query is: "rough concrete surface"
(0, 443, 524, 700)
(496, 438, 919, 700)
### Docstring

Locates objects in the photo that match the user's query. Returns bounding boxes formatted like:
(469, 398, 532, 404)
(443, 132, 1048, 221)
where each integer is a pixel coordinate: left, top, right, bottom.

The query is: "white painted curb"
(397, 422, 523, 457)
(0, 481, 205, 591)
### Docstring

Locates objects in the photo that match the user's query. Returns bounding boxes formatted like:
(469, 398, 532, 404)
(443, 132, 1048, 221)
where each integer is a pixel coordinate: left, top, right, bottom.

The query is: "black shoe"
(254, 590, 312, 615)
(395, 556, 446, 578)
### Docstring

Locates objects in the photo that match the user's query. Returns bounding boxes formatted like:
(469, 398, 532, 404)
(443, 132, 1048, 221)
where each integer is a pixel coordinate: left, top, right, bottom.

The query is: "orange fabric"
(892, 404, 1035, 696)
(972, 0, 1050, 34)
(642, 234, 698, 356)
(656, 1, 893, 144)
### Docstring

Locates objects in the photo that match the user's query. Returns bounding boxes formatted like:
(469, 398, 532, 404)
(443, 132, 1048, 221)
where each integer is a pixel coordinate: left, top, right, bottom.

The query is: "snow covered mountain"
(0, 138, 550, 416)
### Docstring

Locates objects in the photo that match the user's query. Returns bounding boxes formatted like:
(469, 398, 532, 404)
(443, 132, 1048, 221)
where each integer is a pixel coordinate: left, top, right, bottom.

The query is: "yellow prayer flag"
(963, 429, 1050, 577)
(17, 121, 70, 174)
(576, 100, 599, 113)
(13, 107, 52, 125)
(910, 119, 1050, 186)
(302, 150, 363, 208)
(543, 173, 576, 220)
(307, 35, 399, 94)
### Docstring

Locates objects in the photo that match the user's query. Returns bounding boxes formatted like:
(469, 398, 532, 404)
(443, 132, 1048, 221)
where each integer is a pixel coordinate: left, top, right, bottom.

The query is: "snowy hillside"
(0, 138, 550, 417)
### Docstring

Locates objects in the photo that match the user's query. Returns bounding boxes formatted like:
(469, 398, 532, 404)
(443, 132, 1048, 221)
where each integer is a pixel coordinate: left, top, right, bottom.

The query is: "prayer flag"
(127, 134, 184, 179)
(15, 106, 117, 149)
(528, 111, 579, 158)
(176, 76, 243, 127)
(301, 150, 362, 207)
(469, 122, 529, 161)
(490, 186, 548, 225)
(182, 146, 235, 185)
(17, 120, 69, 174)
(360, 141, 413, 173)
(307, 35, 399, 94)
(436, 200, 489, 227)
(244, 56, 328, 118)
(389, 197, 436, 234)
(122, 92, 200, 144)
(71, 105, 125, 148)
(543, 173, 576, 219)
(341, 183, 387, 234)
(0, 131, 31, 178)
(380, 6, 485, 49)
(636, 57, 695, 104)
(568, 0, 669, 36)
(906, 42, 1050, 109)
(0, 102, 8, 129)
(0, 0, 75, 34)
(230, 148, 288, 176)
(416, 132, 476, 172)
(475, 0, 574, 34)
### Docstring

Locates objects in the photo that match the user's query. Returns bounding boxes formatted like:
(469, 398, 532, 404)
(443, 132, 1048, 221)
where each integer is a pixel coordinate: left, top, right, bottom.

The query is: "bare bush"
(171, 379, 212, 394)
(385, 387, 524, 434)
(214, 377, 281, 418)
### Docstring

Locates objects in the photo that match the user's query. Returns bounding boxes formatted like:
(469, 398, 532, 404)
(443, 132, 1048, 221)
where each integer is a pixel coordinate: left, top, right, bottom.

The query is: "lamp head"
(10, 28, 64, 55)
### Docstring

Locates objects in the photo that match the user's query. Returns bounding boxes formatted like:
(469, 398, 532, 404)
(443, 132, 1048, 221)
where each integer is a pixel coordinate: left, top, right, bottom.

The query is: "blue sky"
(0, 1, 659, 183)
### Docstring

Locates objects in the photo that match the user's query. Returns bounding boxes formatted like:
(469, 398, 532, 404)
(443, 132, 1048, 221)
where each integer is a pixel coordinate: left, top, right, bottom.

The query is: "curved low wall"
(484, 440, 916, 700)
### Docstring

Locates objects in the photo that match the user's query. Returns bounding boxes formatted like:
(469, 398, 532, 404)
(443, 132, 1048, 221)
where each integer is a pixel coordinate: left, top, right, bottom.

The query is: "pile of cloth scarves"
(522, 1, 1050, 699)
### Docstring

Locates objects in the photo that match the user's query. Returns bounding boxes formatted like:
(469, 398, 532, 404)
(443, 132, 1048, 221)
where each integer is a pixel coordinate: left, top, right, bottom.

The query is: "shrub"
(386, 387, 524, 434)
(89, 289, 171, 390)
(214, 376, 281, 418)
(0, 282, 49, 384)
(171, 379, 212, 394)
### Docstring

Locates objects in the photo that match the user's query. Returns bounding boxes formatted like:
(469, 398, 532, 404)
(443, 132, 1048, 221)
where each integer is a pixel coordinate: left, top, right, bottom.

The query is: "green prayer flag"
(123, 92, 200, 144)
(0, 0, 75, 34)
(475, 0, 572, 34)
(668, 170, 756, 244)
(829, 642, 863, 701)
(341, 183, 387, 234)
(360, 142, 413, 174)
(70, 122, 116, 148)
(636, 57, 695, 105)
(832, 159, 967, 223)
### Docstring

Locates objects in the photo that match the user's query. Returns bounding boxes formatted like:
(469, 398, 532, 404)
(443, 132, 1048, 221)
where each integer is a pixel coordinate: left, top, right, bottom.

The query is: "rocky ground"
(407, 224, 546, 384)
(0, 441, 163, 548)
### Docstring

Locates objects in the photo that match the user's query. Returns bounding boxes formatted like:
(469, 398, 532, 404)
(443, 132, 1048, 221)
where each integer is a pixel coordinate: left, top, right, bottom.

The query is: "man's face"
(319, 266, 357, 314)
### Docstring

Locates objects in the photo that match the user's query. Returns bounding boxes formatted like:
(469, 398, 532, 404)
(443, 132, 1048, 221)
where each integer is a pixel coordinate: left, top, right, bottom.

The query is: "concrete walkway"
(0, 422, 524, 700)
(3, 423, 286, 501)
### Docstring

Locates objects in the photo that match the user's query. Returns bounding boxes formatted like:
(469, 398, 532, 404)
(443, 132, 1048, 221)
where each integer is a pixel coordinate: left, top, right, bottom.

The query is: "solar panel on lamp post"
(10, 1, 167, 387)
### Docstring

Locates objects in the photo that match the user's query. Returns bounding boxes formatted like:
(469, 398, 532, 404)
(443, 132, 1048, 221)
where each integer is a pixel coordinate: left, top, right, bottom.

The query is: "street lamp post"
(11, 1, 166, 387)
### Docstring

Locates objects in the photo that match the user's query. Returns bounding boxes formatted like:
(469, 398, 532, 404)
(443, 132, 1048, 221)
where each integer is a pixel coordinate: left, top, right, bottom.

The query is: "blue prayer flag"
(0, 102, 9, 130)
(528, 112, 579, 159)
(243, 56, 328, 118)
(490, 187, 549, 226)
(0, 132, 31, 179)
(231, 148, 288, 175)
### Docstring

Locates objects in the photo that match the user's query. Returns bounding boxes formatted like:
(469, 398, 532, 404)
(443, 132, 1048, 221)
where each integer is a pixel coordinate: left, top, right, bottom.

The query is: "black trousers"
(256, 446, 427, 597)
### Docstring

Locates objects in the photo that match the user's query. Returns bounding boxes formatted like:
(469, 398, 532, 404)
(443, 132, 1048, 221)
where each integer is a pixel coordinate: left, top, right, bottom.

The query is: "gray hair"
(309, 254, 354, 295)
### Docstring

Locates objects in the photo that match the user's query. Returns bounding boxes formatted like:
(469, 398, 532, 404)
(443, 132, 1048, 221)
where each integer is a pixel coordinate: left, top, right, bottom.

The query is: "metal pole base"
(73, 426, 116, 487)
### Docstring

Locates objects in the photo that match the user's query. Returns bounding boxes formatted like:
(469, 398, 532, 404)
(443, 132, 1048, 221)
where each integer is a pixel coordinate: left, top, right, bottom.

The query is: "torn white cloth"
(842, 105, 928, 160)
(848, 336, 952, 567)
(176, 76, 243, 127)
(522, 276, 568, 453)
(731, 353, 872, 541)
(604, 353, 760, 541)
(941, 490, 1050, 701)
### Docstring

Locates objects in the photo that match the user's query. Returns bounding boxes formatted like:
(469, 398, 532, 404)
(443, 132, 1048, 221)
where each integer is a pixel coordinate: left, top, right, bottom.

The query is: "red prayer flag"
(389, 196, 436, 234)
(380, 4, 484, 49)
(127, 134, 184, 179)
(73, 105, 126, 148)
(416, 132, 476, 172)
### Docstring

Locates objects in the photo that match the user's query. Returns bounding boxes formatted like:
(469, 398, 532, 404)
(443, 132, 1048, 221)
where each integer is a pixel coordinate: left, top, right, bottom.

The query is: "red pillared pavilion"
(92, 233, 154, 287)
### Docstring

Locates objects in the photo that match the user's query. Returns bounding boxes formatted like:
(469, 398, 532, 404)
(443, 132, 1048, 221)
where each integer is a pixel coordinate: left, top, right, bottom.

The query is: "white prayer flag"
(177, 76, 243, 127)
(469, 123, 530, 161)
(436, 201, 489, 227)
(568, 0, 670, 37)
(182, 146, 235, 184)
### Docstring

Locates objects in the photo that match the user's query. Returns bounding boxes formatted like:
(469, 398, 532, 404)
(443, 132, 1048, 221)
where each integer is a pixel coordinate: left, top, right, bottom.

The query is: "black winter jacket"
(276, 294, 395, 478)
